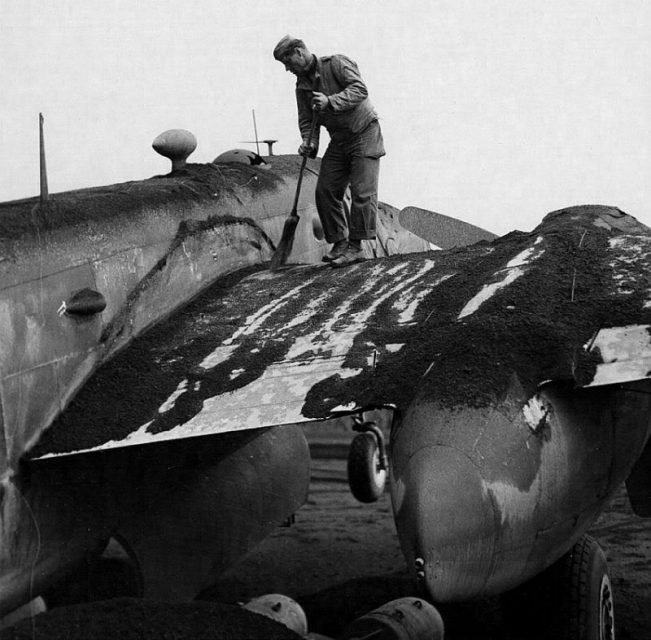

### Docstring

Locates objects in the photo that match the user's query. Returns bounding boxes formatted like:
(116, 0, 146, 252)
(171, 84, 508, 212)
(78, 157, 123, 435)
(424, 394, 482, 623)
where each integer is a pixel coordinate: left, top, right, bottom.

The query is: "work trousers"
(315, 120, 385, 243)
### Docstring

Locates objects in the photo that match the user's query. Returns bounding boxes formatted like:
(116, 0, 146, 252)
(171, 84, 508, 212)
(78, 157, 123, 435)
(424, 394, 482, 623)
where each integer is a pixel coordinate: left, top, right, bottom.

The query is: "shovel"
(270, 114, 318, 271)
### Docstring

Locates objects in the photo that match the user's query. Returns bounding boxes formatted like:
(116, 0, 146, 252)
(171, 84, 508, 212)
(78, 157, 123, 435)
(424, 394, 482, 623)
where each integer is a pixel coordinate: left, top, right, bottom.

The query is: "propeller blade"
(399, 206, 497, 249)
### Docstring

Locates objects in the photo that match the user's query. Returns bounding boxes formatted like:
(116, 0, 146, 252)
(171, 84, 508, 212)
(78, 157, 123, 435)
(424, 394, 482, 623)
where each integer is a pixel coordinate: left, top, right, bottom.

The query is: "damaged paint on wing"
(607, 234, 651, 304)
(457, 236, 545, 319)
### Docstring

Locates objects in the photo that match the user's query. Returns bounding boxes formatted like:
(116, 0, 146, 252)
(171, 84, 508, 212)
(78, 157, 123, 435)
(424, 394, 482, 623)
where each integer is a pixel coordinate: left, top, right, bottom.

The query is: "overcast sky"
(2, 0, 649, 235)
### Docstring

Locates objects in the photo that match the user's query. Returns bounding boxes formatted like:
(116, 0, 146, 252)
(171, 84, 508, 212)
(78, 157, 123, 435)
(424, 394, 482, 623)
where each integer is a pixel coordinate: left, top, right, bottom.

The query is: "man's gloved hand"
(311, 91, 329, 112)
(298, 141, 318, 158)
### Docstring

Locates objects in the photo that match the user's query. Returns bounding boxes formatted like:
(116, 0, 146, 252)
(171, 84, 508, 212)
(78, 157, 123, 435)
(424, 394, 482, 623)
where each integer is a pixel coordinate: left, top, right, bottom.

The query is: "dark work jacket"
(295, 54, 379, 151)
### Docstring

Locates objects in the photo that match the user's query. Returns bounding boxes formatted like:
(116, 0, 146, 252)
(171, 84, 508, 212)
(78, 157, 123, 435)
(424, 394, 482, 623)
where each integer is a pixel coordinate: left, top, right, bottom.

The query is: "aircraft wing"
(31, 204, 651, 460)
(30, 253, 462, 458)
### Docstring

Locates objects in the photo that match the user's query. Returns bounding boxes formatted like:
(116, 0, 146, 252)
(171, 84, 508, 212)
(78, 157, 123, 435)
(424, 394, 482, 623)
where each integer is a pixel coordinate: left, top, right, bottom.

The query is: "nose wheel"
(347, 418, 388, 503)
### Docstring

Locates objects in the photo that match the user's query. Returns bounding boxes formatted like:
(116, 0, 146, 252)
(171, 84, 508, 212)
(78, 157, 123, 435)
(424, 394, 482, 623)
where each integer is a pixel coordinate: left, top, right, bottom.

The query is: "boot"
(322, 239, 349, 262)
(330, 240, 366, 268)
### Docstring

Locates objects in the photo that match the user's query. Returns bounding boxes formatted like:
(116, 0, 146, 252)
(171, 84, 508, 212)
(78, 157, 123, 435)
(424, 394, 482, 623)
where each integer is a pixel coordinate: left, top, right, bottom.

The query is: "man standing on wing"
(273, 36, 385, 267)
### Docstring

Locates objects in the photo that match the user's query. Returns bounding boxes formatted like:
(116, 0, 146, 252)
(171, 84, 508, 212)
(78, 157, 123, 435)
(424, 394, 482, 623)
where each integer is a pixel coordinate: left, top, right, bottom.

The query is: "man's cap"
(273, 35, 303, 60)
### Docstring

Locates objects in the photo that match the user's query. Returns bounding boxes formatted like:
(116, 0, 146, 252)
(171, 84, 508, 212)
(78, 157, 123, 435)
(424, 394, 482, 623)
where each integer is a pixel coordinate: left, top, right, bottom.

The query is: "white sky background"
(1, 0, 649, 235)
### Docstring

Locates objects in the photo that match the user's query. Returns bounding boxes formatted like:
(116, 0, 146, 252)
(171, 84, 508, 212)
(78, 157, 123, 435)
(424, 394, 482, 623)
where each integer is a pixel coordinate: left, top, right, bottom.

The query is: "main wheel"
(347, 432, 387, 503)
(501, 534, 615, 640)
(558, 534, 615, 640)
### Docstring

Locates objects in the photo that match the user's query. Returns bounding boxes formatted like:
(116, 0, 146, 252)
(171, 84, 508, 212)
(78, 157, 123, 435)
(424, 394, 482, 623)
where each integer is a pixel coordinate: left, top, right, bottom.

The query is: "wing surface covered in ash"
(32, 205, 651, 459)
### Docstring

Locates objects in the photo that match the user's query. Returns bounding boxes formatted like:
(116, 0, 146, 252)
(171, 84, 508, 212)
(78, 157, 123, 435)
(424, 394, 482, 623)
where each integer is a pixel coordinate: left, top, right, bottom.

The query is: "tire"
(557, 534, 615, 640)
(501, 534, 615, 640)
(347, 432, 387, 503)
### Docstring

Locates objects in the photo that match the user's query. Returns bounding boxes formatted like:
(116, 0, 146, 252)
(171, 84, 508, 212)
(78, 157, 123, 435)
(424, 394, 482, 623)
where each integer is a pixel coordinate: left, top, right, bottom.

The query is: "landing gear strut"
(347, 417, 388, 503)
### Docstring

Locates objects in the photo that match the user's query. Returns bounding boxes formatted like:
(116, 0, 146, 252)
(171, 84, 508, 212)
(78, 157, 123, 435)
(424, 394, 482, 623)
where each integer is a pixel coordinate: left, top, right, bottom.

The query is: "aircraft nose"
(391, 443, 496, 602)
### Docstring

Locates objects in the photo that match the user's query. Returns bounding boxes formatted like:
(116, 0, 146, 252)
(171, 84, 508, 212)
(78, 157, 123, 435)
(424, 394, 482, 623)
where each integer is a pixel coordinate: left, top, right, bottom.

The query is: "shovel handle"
(291, 114, 318, 214)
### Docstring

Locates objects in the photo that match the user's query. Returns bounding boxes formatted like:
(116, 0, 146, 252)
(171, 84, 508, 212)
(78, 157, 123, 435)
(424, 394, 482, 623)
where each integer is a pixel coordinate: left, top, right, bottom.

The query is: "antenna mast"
(39, 113, 49, 203)
(251, 109, 261, 156)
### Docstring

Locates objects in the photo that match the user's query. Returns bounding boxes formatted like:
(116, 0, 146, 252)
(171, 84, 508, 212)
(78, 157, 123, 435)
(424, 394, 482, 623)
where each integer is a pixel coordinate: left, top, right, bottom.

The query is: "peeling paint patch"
(607, 235, 651, 303)
(457, 237, 544, 319)
(484, 478, 539, 526)
(284, 294, 330, 331)
(504, 236, 544, 269)
(332, 402, 360, 412)
(223, 278, 316, 345)
(199, 345, 237, 369)
(522, 395, 548, 432)
(277, 260, 434, 369)
(394, 270, 453, 324)
(158, 379, 189, 413)
(457, 267, 525, 319)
